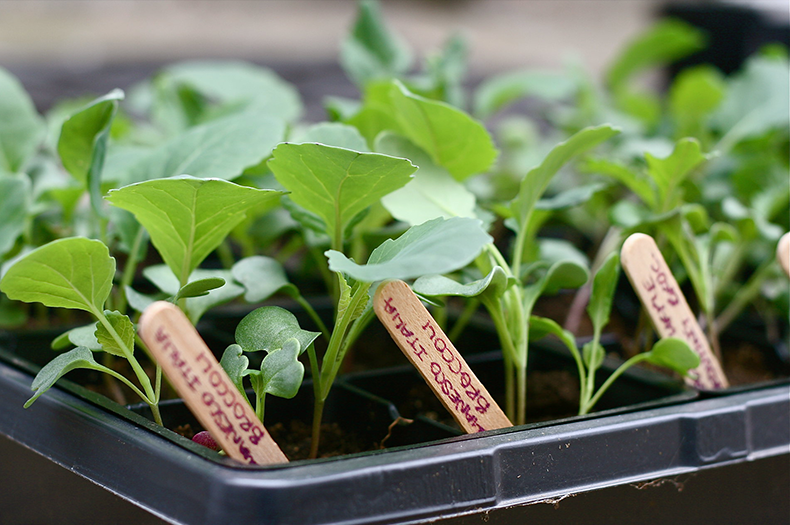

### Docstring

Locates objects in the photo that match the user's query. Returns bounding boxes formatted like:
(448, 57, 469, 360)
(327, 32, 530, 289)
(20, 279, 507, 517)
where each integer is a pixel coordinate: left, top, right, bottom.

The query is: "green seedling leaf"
(162, 60, 303, 123)
(25, 346, 114, 407)
(142, 265, 243, 323)
(0, 237, 114, 315)
(124, 285, 161, 314)
(291, 122, 369, 151)
(0, 173, 31, 257)
(420, 32, 468, 107)
(529, 316, 578, 353)
(511, 125, 619, 230)
(587, 251, 620, 337)
(0, 67, 44, 173)
(340, 0, 413, 87)
(235, 306, 320, 355)
(413, 266, 513, 299)
(388, 81, 497, 180)
(522, 259, 589, 315)
(52, 324, 102, 351)
(535, 182, 609, 211)
(121, 111, 286, 183)
(58, 89, 124, 215)
(268, 142, 416, 245)
(582, 340, 605, 371)
(645, 137, 707, 207)
(605, 19, 705, 91)
(538, 239, 590, 269)
(582, 158, 655, 209)
(107, 176, 283, 285)
(95, 310, 135, 358)
(219, 344, 251, 400)
(256, 338, 304, 399)
(643, 337, 700, 375)
(326, 216, 492, 283)
(231, 256, 293, 303)
(668, 65, 726, 138)
(474, 70, 578, 119)
(377, 133, 477, 225)
(712, 54, 790, 140)
(174, 277, 226, 301)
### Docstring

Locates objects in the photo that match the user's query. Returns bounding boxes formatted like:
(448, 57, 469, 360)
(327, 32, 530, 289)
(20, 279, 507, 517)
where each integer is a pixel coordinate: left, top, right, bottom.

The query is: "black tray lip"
(2, 348, 789, 525)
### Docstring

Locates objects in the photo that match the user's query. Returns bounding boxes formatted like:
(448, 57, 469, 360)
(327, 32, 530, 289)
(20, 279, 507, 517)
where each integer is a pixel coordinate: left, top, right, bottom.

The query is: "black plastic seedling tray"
(1, 340, 788, 525)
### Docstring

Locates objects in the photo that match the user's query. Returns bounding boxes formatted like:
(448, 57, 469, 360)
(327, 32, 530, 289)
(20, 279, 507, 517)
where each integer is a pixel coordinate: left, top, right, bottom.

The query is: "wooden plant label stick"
(621, 233, 729, 390)
(139, 301, 288, 465)
(778, 233, 790, 278)
(373, 280, 512, 433)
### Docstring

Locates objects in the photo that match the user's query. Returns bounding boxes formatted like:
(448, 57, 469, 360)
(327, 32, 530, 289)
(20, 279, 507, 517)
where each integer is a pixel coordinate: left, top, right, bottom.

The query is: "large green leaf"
(388, 81, 497, 181)
(120, 111, 286, 183)
(0, 67, 44, 173)
(511, 125, 619, 229)
(57, 89, 124, 216)
(267, 142, 416, 245)
(0, 237, 114, 315)
(0, 173, 31, 257)
(340, 0, 413, 87)
(605, 19, 705, 91)
(326, 216, 492, 283)
(106, 176, 283, 285)
(25, 346, 115, 407)
(162, 60, 303, 123)
(235, 306, 319, 355)
(377, 133, 477, 225)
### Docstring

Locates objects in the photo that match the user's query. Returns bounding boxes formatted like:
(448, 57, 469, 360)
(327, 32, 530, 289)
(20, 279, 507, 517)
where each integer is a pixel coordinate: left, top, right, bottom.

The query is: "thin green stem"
(581, 354, 648, 415)
(715, 259, 775, 334)
(116, 225, 146, 315)
(447, 298, 480, 342)
(293, 294, 331, 342)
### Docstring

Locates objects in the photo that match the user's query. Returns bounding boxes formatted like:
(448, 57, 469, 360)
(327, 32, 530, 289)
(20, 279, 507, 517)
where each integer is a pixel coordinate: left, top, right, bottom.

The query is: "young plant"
(530, 252, 700, 414)
(404, 124, 619, 425)
(263, 141, 493, 457)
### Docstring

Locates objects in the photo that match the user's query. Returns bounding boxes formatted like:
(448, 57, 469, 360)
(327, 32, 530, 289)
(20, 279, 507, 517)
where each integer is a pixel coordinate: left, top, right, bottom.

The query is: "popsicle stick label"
(621, 233, 728, 390)
(139, 301, 288, 465)
(778, 233, 790, 278)
(374, 280, 512, 433)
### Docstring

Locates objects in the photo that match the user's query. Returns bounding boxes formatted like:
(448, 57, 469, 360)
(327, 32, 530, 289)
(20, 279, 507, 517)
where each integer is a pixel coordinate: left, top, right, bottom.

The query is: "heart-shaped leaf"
(268, 142, 416, 246)
(106, 176, 283, 285)
(219, 344, 251, 402)
(0, 237, 114, 316)
(326, 216, 492, 283)
(256, 338, 304, 399)
(235, 306, 320, 355)
(25, 346, 114, 407)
